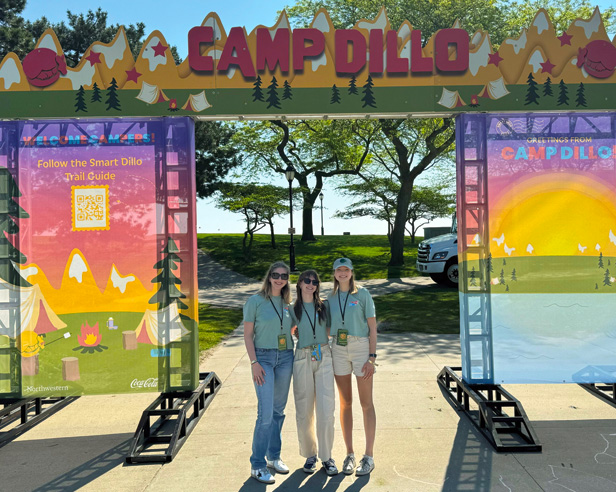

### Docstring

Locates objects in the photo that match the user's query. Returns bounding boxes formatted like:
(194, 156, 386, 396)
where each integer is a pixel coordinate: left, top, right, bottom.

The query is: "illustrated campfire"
(73, 322, 108, 354)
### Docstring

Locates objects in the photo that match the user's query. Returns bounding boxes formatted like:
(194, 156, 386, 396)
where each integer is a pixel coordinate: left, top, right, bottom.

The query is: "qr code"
(72, 186, 109, 231)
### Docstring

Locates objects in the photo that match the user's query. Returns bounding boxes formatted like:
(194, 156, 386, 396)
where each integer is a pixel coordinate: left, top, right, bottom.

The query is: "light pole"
(319, 192, 324, 236)
(285, 164, 296, 272)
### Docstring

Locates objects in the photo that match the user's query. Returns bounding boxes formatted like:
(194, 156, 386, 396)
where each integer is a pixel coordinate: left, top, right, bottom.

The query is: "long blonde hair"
(258, 261, 292, 303)
(294, 270, 326, 323)
(332, 268, 358, 295)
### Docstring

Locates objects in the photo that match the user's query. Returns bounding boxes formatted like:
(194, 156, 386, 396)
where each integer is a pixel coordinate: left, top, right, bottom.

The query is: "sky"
(19, 0, 615, 237)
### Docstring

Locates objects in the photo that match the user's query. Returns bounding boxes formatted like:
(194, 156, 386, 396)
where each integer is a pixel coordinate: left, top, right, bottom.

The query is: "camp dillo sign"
(1, 7, 616, 118)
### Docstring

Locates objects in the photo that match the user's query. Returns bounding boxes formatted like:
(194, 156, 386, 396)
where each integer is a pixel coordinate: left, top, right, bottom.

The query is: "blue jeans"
(250, 348, 294, 469)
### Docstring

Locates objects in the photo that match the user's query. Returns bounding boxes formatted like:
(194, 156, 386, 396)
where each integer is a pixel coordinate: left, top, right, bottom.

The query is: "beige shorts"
(331, 336, 373, 377)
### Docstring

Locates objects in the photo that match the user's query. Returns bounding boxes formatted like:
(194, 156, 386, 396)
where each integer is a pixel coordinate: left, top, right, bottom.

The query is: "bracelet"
(251, 359, 258, 365)
(368, 359, 378, 366)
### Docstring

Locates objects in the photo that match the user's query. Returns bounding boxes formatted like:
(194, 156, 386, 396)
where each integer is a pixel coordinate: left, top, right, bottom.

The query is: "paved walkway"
(3, 253, 616, 491)
(198, 251, 436, 309)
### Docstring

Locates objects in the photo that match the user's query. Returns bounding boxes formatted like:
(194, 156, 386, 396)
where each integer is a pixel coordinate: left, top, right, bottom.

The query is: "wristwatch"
(251, 359, 258, 365)
(369, 353, 377, 359)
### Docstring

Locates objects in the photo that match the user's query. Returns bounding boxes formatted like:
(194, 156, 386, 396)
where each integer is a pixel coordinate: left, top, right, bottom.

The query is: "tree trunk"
(269, 220, 276, 249)
(389, 181, 414, 266)
(301, 205, 315, 241)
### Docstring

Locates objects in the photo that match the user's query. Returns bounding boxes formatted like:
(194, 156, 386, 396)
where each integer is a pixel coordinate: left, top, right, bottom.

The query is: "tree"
(74, 85, 87, 112)
(499, 268, 506, 285)
(282, 80, 293, 100)
(232, 119, 376, 241)
(557, 79, 569, 106)
(603, 268, 611, 287)
(543, 77, 553, 97)
(194, 121, 242, 198)
(0, 167, 29, 286)
(149, 238, 188, 315)
(0, 0, 32, 59)
(502, 258, 506, 266)
(91, 82, 102, 103)
(599, 252, 604, 268)
(362, 75, 376, 108)
(525, 72, 539, 105)
(470, 266, 477, 286)
(330, 84, 341, 104)
(511, 268, 517, 281)
(214, 183, 289, 259)
(105, 77, 120, 111)
(266, 76, 281, 109)
(405, 186, 455, 243)
(348, 75, 358, 95)
(576, 82, 587, 107)
(487, 253, 493, 274)
(252, 75, 264, 102)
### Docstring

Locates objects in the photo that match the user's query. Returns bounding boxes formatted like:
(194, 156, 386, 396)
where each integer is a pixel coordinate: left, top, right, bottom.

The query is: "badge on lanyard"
(337, 329, 348, 346)
(311, 344, 322, 361)
(278, 334, 288, 351)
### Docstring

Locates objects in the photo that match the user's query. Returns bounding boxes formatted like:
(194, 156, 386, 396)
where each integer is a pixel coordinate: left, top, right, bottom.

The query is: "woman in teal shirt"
(243, 261, 294, 484)
(291, 270, 337, 476)
(328, 257, 377, 477)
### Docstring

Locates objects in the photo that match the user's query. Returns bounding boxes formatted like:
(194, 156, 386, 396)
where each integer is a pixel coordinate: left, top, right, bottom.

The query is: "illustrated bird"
(526, 244, 534, 254)
(610, 230, 616, 245)
(504, 244, 515, 256)
(578, 243, 587, 253)
(492, 233, 505, 246)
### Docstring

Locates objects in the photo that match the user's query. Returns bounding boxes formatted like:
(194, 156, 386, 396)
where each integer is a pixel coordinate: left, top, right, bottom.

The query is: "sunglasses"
(270, 272, 289, 280)
(303, 278, 319, 286)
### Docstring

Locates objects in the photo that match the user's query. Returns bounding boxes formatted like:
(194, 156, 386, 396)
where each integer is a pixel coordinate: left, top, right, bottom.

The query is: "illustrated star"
(558, 32, 573, 46)
(125, 67, 142, 83)
(540, 59, 556, 74)
(488, 51, 503, 66)
(85, 50, 101, 66)
(152, 41, 168, 57)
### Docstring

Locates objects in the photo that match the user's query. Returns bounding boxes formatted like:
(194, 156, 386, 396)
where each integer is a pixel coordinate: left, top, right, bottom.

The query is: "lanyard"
(301, 303, 317, 341)
(269, 297, 284, 331)
(338, 290, 351, 325)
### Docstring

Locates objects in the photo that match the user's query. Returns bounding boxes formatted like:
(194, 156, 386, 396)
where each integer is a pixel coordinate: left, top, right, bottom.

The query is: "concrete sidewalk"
(3, 328, 616, 491)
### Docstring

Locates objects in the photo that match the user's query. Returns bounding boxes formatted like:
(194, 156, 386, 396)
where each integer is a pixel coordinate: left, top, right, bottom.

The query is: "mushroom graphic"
(23, 48, 67, 87)
(576, 40, 616, 79)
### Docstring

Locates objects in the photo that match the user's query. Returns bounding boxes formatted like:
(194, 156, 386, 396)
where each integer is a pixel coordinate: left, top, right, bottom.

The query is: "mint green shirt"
(243, 293, 294, 349)
(327, 287, 375, 337)
(291, 300, 329, 348)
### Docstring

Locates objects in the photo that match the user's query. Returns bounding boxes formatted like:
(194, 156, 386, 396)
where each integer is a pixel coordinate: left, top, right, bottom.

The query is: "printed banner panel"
(458, 113, 616, 384)
(0, 117, 198, 397)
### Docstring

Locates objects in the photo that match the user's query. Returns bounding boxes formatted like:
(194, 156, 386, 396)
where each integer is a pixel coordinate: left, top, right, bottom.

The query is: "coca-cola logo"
(130, 377, 159, 389)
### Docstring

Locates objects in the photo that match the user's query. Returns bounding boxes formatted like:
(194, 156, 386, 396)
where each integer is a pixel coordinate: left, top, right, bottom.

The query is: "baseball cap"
(333, 258, 353, 270)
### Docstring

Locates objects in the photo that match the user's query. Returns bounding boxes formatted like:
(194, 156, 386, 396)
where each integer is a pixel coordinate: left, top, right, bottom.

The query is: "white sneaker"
(356, 455, 375, 476)
(266, 458, 290, 474)
(342, 453, 355, 475)
(251, 467, 275, 484)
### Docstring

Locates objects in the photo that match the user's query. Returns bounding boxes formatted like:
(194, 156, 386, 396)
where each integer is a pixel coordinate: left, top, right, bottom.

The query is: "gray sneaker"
(303, 455, 317, 473)
(251, 467, 275, 484)
(266, 458, 289, 474)
(322, 458, 338, 476)
(356, 455, 375, 476)
(342, 453, 355, 475)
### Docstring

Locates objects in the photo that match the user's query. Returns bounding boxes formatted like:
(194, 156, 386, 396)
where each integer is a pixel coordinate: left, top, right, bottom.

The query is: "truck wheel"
(443, 258, 458, 288)
(430, 273, 446, 285)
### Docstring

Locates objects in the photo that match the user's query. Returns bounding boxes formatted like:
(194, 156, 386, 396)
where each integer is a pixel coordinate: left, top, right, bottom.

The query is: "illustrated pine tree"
(330, 84, 341, 104)
(252, 75, 264, 102)
(487, 253, 493, 273)
(543, 77, 553, 97)
(576, 82, 587, 107)
(525, 72, 540, 105)
(469, 266, 477, 287)
(266, 76, 281, 109)
(511, 268, 517, 281)
(603, 268, 612, 287)
(105, 77, 121, 111)
(502, 258, 506, 266)
(91, 82, 102, 103)
(499, 269, 506, 285)
(282, 80, 292, 100)
(0, 168, 30, 286)
(348, 75, 358, 95)
(557, 79, 569, 106)
(609, 259, 612, 266)
(595, 283, 599, 290)
(362, 75, 376, 108)
(598, 252, 604, 268)
(149, 237, 189, 319)
(505, 285, 509, 292)
(74, 86, 87, 113)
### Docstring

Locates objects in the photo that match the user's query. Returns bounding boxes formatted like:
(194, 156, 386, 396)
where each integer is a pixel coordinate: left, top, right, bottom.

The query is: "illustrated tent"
(135, 303, 190, 345)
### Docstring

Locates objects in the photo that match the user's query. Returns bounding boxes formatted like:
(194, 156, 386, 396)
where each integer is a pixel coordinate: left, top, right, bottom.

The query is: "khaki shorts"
(331, 336, 373, 377)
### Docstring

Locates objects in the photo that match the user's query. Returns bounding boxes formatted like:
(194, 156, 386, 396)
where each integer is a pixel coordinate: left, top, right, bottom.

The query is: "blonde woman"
(291, 270, 338, 476)
(328, 258, 377, 476)
(244, 261, 294, 484)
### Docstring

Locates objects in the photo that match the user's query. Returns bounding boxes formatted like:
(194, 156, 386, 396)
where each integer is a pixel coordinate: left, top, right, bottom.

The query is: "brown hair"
(258, 261, 292, 304)
(293, 270, 326, 323)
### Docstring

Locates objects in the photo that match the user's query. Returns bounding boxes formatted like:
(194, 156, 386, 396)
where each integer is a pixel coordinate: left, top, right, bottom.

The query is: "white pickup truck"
(416, 214, 458, 287)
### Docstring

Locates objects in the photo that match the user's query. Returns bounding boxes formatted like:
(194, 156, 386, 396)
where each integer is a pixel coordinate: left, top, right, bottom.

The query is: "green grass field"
(197, 233, 422, 281)
(198, 303, 243, 351)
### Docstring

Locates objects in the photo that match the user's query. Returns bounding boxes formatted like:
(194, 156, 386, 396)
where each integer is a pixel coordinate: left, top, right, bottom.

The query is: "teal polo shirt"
(327, 287, 375, 337)
(243, 293, 294, 349)
(291, 300, 329, 349)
